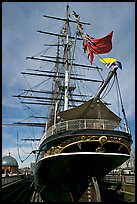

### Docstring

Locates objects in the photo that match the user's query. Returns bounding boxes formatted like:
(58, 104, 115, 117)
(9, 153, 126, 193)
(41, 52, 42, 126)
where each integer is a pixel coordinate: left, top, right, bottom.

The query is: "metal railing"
(2, 175, 22, 186)
(102, 175, 135, 185)
(40, 119, 126, 144)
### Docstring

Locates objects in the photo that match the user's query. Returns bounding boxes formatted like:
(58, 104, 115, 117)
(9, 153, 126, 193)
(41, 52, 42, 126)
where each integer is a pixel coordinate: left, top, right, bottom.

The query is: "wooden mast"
(64, 4, 69, 111)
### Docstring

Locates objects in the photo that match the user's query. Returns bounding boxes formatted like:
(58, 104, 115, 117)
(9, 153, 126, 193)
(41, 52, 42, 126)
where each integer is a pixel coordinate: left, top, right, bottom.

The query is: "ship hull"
(34, 152, 129, 202)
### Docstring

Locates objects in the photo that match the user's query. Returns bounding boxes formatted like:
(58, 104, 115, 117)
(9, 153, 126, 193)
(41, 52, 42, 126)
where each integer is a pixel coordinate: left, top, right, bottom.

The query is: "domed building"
(2, 151, 19, 175)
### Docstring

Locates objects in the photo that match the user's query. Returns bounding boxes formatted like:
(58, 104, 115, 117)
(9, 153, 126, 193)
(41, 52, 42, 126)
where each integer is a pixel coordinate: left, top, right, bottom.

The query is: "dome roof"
(2, 152, 18, 167)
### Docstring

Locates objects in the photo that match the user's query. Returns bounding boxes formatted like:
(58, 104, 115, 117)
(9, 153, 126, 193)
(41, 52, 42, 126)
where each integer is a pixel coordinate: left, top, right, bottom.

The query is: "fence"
(102, 175, 135, 185)
(2, 175, 24, 186)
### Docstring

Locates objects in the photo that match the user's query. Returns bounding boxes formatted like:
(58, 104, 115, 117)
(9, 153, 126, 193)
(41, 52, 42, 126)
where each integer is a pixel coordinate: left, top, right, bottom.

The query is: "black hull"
(34, 152, 129, 202)
(34, 128, 132, 202)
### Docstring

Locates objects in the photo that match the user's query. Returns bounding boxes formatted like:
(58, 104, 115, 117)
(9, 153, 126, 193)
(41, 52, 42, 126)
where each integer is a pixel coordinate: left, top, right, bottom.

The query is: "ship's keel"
(78, 176, 101, 202)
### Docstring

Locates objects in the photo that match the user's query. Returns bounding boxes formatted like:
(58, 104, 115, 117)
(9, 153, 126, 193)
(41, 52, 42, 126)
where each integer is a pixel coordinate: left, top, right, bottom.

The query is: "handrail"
(102, 175, 135, 185)
(40, 119, 126, 144)
(2, 175, 22, 186)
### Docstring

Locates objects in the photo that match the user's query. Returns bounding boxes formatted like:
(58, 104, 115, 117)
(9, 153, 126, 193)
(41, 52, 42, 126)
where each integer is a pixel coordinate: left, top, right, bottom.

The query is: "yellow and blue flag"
(100, 58, 122, 69)
(100, 57, 116, 64)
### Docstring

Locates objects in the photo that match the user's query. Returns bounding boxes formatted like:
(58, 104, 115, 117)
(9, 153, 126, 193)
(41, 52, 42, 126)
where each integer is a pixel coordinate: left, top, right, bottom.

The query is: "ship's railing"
(40, 119, 127, 144)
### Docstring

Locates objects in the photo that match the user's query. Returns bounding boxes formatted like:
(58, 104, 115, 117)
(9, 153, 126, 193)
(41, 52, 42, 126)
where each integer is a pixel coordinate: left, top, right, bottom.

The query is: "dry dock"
(2, 174, 135, 202)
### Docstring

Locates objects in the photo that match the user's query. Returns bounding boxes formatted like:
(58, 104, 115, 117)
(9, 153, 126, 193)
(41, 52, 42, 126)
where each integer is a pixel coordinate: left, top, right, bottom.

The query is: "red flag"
(83, 31, 113, 64)
(88, 51, 94, 64)
(89, 31, 113, 54)
(83, 38, 94, 64)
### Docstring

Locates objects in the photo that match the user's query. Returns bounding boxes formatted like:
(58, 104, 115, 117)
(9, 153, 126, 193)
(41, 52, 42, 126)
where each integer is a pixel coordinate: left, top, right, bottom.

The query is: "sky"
(2, 2, 135, 168)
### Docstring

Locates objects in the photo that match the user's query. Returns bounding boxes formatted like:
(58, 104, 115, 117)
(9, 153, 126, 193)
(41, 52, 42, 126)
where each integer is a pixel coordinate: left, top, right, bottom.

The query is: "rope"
(101, 73, 116, 99)
(70, 9, 113, 70)
(17, 131, 24, 163)
(115, 75, 121, 118)
(17, 130, 37, 163)
(115, 73, 130, 132)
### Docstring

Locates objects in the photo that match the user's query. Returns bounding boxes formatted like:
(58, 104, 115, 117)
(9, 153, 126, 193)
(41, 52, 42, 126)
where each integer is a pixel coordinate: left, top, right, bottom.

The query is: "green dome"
(2, 155, 18, 167)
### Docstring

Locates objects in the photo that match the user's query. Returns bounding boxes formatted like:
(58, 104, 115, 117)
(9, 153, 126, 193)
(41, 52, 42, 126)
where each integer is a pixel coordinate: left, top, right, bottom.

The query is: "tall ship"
(14, 5, 132, 202)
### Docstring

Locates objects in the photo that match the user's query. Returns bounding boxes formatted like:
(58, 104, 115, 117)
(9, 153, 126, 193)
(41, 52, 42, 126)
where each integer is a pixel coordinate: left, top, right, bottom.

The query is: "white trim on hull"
(35, 152, 129, 182)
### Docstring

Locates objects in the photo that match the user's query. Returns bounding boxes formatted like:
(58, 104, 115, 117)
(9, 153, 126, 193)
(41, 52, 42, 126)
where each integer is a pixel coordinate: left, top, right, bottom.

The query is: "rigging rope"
(101, 73, 116, 99)
(17, 130, 36, 163)
(115, 73, 130, 132)
(115, 75, 121, 118)
(17, 131, 24, 163)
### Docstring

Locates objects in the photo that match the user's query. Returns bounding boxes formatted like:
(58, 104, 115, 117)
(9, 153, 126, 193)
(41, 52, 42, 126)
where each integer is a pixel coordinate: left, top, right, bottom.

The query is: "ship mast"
(53, 37, 60, 126)
(10, 6, 102, 128)
(64, 4, 69, 111)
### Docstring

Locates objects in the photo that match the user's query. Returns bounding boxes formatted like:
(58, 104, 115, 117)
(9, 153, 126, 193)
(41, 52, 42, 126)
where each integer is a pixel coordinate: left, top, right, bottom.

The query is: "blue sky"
(2, 2, 135, 168)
